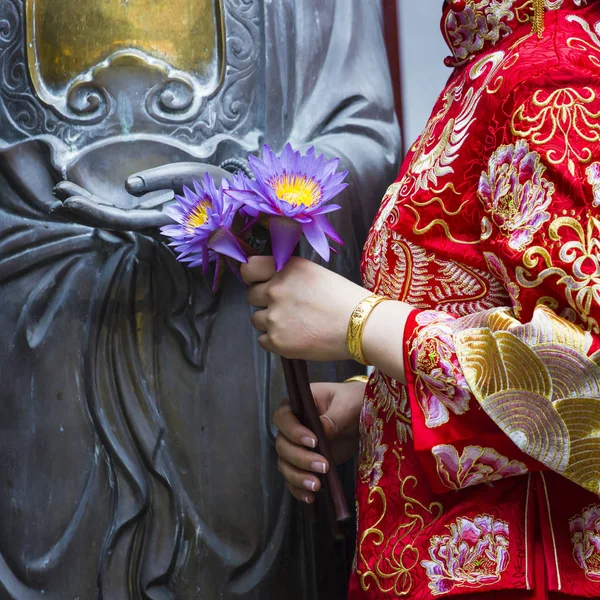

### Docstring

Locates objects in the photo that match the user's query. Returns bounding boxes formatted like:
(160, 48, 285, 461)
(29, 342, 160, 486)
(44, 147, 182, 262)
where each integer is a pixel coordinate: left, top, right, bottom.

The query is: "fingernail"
(301, 436, 316, 448)
(311, 461, 327, 474)
(303, 495, 314, 504)
(304, 479, 317, 492)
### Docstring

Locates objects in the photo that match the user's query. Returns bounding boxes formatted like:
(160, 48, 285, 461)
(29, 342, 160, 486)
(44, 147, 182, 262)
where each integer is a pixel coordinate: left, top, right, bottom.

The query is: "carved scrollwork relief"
(0, 0, 261, 149)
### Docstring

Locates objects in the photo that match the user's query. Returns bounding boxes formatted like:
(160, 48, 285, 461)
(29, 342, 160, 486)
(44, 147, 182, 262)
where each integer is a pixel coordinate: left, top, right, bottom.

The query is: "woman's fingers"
(278, 457, 322, 494)
(247, 282, 269, 308)
(258, 333, 276, 354)
(275, 434, 329, 474)
(287, 483, 316, 504)
(250, 309, 267, 332)
(273, 403, 317, 448)
(240, 256, 277, 285)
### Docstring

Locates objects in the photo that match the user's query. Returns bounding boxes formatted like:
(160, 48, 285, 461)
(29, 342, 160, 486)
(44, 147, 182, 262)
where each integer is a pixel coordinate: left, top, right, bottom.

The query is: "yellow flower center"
(272, 174, 322, 208)
(186, 200, 212, 231)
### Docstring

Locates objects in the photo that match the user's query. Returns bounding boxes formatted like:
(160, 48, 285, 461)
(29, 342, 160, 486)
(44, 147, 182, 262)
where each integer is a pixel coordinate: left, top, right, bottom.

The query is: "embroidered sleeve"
(403, 75, 600, 496)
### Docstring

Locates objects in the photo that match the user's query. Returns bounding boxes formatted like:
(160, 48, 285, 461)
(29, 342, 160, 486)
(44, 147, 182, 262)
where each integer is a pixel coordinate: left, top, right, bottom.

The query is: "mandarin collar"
(441, 0, 594, 67)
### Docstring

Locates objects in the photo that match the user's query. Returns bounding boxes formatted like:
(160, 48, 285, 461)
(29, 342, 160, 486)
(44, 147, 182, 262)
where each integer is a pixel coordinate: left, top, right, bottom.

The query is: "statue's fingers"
(53, 181, 95, 202)
(54, 197, 173, 231)
(137, 191, 175, 209)
(126, 163, 231, 196)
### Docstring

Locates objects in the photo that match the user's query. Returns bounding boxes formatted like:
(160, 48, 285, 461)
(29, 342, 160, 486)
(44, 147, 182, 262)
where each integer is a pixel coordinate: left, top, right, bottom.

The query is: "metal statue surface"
(0, 1, 400, 598)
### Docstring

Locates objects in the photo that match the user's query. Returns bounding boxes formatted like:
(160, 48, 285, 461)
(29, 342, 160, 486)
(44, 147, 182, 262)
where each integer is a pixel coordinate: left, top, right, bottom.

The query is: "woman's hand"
(274, 380, 365, 504)
(241, 256, 370, 361)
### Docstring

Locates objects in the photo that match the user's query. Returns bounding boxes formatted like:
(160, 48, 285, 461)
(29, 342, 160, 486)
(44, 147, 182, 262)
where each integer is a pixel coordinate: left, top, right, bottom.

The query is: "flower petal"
(269, 216, 302, 271)
(312, 214, 343, 244)
(302, 219, 330, 262)
(208, 228, 248, 264)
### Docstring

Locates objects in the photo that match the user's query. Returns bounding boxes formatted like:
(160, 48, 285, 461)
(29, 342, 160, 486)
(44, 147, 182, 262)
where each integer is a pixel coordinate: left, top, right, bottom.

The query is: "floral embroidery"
(478, 140, 554, 251)
(358, 402, 387, 488)
(517, 216, 600, 328)
(356, 451, 444, 596)
(484, 251, 523, 317)
(370, 370, 413, 444)
(445, 1, 515, 63)
(587, 162, 600, 207)
(570, 504, 600, 581)
(409, 311, 471, 428)
(511, 87, 600, 176)
(433, 444, 528, 490)
(422, 515, 510, 596)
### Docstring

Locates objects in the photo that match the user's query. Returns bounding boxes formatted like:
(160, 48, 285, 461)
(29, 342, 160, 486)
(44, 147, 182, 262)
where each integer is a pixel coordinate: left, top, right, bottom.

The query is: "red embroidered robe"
(349, 1, 600, 598)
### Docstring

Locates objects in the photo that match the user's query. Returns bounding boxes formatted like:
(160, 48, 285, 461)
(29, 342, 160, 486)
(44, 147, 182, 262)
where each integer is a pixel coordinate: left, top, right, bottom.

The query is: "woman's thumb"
(319, 398, 355, 440)
(319, 413, 339, 440)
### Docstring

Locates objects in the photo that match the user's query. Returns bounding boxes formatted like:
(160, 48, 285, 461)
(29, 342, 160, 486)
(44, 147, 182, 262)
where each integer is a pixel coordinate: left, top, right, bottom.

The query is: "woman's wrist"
(360, 300, 413, 385)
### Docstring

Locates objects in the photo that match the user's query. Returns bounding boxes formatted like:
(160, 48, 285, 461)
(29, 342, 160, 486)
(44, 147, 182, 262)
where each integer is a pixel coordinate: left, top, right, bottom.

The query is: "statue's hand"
(51, 181, 174, 231)
(126, 162, 233, 197)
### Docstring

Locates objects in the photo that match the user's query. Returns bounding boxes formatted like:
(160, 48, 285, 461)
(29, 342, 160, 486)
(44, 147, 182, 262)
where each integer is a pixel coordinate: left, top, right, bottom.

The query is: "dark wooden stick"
(291, 358, 351, 523)
(280, 357, 318, 523)
(281, 357, 346, 539)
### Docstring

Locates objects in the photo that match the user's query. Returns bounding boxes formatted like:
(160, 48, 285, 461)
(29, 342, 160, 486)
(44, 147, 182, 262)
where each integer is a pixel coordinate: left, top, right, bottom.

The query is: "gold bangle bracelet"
(346, 294, 389, 366)
(344, 375, 370, 384)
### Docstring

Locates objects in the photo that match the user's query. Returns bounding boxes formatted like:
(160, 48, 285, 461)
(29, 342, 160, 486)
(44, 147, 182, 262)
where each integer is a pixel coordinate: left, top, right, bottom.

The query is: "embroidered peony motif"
(409, 311, 471, 428)
(569, 504, 600, 581)
(587, 162, 600, 208)
(445, 0, 515, 63)
(478, 140, 554, 251)
(422, 514, 510, 596)
(358, 402, 387, 488)
(433, 444, 528, 491)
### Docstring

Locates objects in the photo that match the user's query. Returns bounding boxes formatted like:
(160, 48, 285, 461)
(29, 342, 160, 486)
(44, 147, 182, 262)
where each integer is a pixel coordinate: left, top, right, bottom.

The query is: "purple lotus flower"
(225, 144, 347, 271)
(161, 173, 247, 290)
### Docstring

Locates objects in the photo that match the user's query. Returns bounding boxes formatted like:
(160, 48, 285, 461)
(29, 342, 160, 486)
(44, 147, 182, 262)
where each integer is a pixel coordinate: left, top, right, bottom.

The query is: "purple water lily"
(161, 172, 247, 291)
(225, 144, 348, 271)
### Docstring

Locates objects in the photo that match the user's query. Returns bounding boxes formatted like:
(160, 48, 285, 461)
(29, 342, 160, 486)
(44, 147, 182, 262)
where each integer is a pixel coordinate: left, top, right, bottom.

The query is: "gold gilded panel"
(27, 0, 223, 91)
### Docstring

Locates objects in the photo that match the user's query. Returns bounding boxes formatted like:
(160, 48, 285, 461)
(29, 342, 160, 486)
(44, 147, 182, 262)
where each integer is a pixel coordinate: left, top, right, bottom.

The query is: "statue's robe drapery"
(0, 1, 399, 598)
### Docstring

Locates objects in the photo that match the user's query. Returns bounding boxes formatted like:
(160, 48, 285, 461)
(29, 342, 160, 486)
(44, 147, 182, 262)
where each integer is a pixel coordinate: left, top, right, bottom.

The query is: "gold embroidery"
(566, 15, 600, 70)
(407, 204, 482, 245)
(516, 216, 600, 330)
(375, 51, 509, 242)
(357, 451, 443, 596)
(371, 371, 412, 445)
(453, 305, 600, 494)
(511, 87, 600, 176)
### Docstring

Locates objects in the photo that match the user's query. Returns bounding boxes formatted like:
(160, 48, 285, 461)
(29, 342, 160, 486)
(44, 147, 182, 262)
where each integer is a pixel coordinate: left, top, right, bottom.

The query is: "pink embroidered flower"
(422, 514, 510, 596)
(587, 162, 600, 208)
(409, 311, 471, 428)
(445, 1, 514, 62)
(569, 504, 600, 581)
(358, 402, 387, 488)
(478, 140, 554, 251)
(433, 445, 528, 491)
